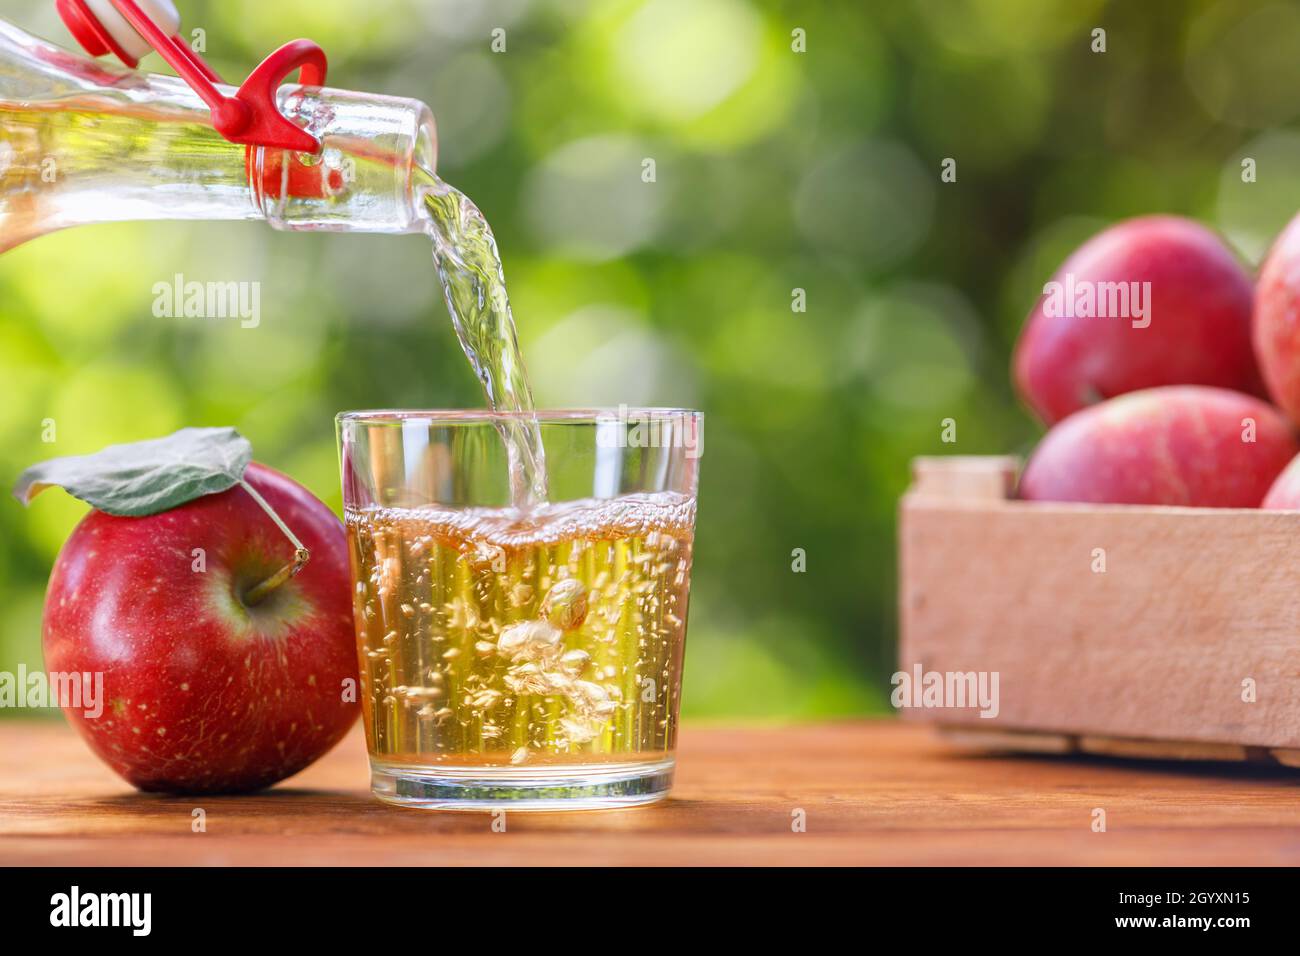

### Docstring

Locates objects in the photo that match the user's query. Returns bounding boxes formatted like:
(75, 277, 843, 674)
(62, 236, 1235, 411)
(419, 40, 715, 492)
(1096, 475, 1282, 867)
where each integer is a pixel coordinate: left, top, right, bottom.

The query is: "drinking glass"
(337, 408, 702, 809)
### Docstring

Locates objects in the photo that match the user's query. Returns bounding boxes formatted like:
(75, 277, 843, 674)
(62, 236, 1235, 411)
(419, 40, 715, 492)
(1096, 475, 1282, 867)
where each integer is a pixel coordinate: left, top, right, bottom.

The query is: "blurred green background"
(3, 0, 1296, 718)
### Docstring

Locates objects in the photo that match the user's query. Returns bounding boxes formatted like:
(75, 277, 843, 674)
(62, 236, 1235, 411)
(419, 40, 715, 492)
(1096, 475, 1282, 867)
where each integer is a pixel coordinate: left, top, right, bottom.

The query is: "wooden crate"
(898, 456, 1300, 767)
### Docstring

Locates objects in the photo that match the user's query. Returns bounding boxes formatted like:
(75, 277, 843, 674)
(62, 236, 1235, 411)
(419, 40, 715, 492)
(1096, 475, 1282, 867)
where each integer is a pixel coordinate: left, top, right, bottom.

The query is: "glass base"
(369, 757, 676, 811)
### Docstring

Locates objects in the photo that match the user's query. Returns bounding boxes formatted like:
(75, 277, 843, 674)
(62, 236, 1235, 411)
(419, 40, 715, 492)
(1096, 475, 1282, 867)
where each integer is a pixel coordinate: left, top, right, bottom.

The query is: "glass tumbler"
(337, 409, 702, 810)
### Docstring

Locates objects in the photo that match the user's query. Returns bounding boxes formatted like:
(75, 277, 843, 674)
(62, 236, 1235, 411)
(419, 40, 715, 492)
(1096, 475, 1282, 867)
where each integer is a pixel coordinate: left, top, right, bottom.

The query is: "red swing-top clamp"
(56, 0, 328, 154)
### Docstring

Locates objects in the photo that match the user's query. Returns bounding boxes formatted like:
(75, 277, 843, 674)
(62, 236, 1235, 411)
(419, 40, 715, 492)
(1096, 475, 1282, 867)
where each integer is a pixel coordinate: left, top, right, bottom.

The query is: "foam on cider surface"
(345, 492, 696, 550)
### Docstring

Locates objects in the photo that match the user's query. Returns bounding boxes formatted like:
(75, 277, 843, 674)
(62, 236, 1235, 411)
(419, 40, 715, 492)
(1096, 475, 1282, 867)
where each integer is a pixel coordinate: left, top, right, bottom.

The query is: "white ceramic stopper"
(85, 0, 181, 61)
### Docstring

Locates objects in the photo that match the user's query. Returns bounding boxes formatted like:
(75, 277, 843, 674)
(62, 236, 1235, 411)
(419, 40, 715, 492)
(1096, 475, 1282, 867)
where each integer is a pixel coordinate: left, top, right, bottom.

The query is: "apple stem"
(238, 478, 311, 606)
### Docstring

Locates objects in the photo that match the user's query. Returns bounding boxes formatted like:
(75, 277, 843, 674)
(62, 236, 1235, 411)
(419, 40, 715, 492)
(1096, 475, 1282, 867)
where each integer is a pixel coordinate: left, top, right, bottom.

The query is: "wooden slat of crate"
(899, 457, 1300, 758)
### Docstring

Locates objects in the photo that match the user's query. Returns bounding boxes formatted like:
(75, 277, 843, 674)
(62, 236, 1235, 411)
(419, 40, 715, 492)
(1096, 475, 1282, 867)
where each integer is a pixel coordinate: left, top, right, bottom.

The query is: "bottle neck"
(254, 86, 439, 236)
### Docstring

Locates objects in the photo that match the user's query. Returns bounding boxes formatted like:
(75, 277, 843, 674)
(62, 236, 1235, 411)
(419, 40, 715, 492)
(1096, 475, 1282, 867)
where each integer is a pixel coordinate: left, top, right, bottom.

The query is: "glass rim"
(336, 407, 703, 426)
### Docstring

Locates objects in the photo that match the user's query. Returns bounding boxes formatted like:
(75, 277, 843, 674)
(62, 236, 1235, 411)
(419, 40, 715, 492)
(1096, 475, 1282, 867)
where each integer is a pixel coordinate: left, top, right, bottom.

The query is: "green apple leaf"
(12, 427, 253, 517)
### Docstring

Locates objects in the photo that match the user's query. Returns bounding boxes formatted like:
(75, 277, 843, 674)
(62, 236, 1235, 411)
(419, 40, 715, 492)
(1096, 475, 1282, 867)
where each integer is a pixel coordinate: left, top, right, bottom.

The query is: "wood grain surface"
(2, 719, 1300, 866)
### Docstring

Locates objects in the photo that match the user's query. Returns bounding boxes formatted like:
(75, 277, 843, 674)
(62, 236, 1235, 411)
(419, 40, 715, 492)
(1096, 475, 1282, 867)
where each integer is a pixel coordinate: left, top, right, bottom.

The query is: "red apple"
(1013, 215, 1261, 424)
(1253, 211, 1300, 424)
(41, 462, 359, 794)
(1261, 453, 1300, 508)
(1019, 386, 1296, 507)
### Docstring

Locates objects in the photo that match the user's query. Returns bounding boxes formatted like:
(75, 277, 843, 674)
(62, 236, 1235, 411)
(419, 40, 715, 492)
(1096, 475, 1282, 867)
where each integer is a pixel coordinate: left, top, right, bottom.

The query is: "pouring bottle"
(0, 1, 438, 253)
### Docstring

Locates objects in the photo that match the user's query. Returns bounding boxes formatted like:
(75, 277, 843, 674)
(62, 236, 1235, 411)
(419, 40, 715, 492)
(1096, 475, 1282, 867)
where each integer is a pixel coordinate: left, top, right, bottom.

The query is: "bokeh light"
(524, 134, 669, 259)
(1216, 130, 1300, 264)
(1184, 1, 1300, 128)
(794, 138, 934, 269)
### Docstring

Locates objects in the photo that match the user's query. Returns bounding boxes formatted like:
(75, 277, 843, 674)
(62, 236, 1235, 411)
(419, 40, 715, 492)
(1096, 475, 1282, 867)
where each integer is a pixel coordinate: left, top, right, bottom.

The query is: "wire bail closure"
(56, 0, 328, 153)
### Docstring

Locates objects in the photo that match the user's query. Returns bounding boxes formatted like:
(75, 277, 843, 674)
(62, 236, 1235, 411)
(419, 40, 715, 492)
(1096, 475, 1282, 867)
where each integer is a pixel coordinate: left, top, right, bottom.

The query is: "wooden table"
(2, 719, 1299, 866)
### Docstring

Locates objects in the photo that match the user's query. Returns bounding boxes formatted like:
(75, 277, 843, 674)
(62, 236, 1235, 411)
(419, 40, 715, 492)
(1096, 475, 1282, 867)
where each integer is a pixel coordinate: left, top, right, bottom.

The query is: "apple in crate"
(1013, 215, 1261, 424)
(1262, 453, 1300, 508)
(1252, 210, 1300, 425)
(1019, 386, 1296, 507)
(14, 429, 358, 794)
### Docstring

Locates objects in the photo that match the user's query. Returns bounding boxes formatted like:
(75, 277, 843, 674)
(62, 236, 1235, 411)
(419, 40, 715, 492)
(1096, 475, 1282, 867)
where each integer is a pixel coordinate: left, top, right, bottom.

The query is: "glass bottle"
(0, 17, 437, 253)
